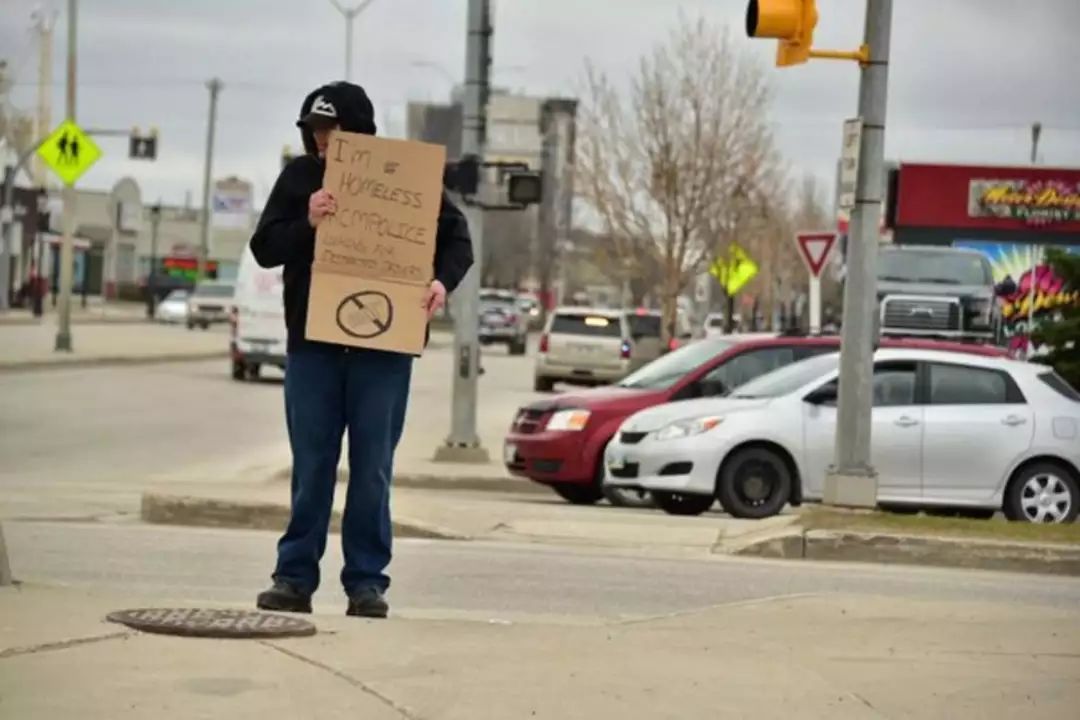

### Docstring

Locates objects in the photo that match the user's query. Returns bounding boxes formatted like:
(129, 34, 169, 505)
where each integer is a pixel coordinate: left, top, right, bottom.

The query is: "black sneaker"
(256, 580, 312, 614)
(346, 587, 389, 619)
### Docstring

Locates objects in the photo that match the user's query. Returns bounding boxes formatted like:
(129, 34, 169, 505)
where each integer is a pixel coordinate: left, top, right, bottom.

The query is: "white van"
(230, 246, 287, 381)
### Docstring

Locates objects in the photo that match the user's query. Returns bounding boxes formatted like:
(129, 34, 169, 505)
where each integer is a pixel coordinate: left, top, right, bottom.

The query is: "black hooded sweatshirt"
(249, 81, 474, 353)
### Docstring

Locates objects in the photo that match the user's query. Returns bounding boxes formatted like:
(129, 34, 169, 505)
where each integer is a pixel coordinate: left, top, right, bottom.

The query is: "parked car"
(155, 289, 190, 324)
(877, 245, 1000, 342)
(507, 332, 1007, 506)
(230, 247, 286, 381)
(479, 289, 529, 355)
(533, 308, 668, 393)
(187, 281, 235, 330)
(604, 348, 1080, 524)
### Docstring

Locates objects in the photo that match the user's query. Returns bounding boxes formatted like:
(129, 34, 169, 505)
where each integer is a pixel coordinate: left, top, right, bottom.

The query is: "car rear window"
(626, 313, 662, 338)
(194, 284, 234, 298)
(551, 314, 621, 338)
(1038, 371, 1080, 401)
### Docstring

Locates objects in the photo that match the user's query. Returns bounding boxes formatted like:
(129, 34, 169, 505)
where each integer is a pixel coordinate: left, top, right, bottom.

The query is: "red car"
(504, 333, 1008, 505)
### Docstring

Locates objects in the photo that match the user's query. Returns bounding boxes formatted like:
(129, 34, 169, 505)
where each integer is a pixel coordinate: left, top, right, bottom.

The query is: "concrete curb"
(268, 467, 546, 495)
(140, 493, 470, 541)
(0, 351, 229, 374)
(732, 527, 1080, 576)
(0, 317, 150, 327)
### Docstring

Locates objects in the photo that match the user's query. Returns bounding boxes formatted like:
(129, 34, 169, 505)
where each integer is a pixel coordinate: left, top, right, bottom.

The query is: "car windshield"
(878, 250, 990, 285)
(194, 283, 234, 298)
(728, 353, 840, 399)
(626, 313, 662, 338)
(551, 313, 622, 338)
(164, 290, 188, 302)
(619, 338, 734, 390)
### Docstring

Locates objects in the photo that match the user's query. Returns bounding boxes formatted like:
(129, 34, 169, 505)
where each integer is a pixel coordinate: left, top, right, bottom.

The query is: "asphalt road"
(0, 337, 539, 519)
(7, 520, 1080, 620)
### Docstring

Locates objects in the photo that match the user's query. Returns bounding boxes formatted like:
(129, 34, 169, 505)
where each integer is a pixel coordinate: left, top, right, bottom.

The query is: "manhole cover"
(106, 608, 316, 639)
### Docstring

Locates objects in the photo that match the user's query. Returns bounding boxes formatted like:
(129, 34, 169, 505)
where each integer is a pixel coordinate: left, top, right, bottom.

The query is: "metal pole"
(1025, 122, 1042, 357)
(0, 166, 12, 311)
(435, 0, 490, 463)
(823, 0, 892, 508)
(147, 203, 161, 319)
(0, 520, 12, 586)
(808, 276, 822, 335)
(55, 0, 78, 352)
(197, 78, 222, 284)
(329, 0, 376, 81)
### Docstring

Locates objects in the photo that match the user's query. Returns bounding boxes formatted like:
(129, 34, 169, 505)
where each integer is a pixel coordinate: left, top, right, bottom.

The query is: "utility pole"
(33, 6, 57, 187)
(434, 0, 491, 463)
(328, 0, 377, 81)
(197, 78, 222, 284)
(147, 202, 161, 319)
(1025, 121, 1042, 358)
(54, 0, 77, 351)
(823, 0, 893, 508)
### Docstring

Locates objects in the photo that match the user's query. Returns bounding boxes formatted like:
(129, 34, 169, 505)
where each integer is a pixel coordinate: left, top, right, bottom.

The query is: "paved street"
(7, 520, 1080, 617)
(0, 334, 540, 520)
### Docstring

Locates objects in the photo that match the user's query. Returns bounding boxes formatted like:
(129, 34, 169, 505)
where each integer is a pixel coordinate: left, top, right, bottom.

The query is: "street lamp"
(328, 0, 378, 82)
(147, 202, 162, 320)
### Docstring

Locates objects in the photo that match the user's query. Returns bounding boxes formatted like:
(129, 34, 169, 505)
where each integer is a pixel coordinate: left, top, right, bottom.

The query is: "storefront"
(889, 162, 1080, 353)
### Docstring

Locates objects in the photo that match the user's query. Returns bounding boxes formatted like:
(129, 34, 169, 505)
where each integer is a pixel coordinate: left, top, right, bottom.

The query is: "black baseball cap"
(298, 93, 339, 129)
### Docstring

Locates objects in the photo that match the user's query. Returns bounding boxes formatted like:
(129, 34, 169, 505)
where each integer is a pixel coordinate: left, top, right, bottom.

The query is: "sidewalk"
(0, 322, 229, 371)
(0, 298, 148, 326)
(3, 582, 1077, 718)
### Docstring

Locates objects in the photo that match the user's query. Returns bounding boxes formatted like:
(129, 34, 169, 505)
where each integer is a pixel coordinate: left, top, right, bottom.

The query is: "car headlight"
(546, 409, 591, 432)
(653, 416, 724, 441)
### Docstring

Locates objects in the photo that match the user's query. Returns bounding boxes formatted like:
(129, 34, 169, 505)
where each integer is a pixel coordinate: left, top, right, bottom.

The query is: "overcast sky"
(2, 0, 1077, 210)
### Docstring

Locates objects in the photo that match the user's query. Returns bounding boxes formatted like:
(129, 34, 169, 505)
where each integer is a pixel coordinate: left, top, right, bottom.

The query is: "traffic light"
(129, 127, 158, 160)
(745, 0, 818, 67)
(444, 154, 481, 196)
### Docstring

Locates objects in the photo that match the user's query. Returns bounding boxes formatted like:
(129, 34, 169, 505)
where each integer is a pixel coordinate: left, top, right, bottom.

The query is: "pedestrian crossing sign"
(37, 120, 102, 186)
(709, 243, 759, 296)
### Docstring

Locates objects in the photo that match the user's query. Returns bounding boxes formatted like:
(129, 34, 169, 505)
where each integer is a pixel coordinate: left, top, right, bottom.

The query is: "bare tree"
(576, 17, 776, 341)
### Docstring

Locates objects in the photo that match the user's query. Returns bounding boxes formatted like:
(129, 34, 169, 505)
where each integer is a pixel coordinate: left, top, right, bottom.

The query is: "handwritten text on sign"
(307, 131, 446, 355)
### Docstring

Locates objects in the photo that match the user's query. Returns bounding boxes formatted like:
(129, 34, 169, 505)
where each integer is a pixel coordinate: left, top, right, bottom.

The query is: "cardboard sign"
(306, 131, 447, 355)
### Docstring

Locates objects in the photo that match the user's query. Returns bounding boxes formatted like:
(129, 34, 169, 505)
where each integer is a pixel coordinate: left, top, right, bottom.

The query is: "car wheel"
(1005, 462, 1079, 524)
(552, 482, 603, 506)
(246, 363, 261, 381)
(510, 337, 528, 356)
(187, 321, 195, 330)
(534, 375, 555, 392)
(231, 361, 246, 381)
(652, 491, 713, 516)
(716, 447, 793, 519)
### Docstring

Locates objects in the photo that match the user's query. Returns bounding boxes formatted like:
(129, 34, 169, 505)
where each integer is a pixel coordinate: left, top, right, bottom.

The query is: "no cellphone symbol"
(336, 291, 394, 339)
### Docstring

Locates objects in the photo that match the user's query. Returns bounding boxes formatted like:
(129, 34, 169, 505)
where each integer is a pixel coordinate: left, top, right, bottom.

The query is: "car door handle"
(1001, 415, 1028, 427)
(894, 416, 920, 427)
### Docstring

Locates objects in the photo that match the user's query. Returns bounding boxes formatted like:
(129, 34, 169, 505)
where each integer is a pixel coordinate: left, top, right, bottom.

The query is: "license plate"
(503, 443, 517, 464)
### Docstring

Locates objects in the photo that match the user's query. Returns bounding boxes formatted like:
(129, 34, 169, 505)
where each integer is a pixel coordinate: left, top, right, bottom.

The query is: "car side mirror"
(804, 385, 838, 406)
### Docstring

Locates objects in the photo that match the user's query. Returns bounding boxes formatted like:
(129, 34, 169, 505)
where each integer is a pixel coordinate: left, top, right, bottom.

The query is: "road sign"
(795, 231, 838, 278)
(838, 118, 862, 211)
(37, 120, 102, 186)
(709, 243, 759, 296)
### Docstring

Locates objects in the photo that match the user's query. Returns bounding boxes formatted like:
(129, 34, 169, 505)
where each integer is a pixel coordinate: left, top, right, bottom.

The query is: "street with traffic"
(3, 0, 1080, 717)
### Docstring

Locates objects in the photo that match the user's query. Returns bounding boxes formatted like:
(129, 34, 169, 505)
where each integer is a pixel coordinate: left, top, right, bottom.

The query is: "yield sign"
(795, 231, 838, 278)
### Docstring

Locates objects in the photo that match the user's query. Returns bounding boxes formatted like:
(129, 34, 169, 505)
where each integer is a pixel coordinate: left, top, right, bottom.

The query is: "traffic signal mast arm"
(746, 0, 869, 67)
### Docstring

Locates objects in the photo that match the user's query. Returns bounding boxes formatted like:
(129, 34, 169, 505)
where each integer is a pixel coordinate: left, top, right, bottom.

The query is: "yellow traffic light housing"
(746, 0, 868, 67)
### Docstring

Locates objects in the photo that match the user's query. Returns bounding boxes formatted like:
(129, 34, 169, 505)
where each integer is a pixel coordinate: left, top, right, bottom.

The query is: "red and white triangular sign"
(795, 231, 838, 278)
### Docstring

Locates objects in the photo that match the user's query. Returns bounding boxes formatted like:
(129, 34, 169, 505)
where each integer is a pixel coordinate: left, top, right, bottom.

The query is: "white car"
(605, 349, 1080, 523)
(154, 289, 190, 324)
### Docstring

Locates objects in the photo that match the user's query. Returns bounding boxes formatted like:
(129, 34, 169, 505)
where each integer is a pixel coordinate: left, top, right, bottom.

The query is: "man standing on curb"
(250, 81, 473, 618)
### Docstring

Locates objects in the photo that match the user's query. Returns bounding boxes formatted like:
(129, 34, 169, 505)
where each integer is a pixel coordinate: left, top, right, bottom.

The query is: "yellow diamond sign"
(709, 243, 759, 296)
(37, 120, 102, 186)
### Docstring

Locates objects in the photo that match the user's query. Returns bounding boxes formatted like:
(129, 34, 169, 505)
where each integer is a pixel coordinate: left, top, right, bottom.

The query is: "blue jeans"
(273, 344, 412, 596)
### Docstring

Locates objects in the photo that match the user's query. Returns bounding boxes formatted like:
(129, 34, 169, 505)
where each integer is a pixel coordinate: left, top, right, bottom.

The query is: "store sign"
(969, 179, 1080, 226)
(163, 256, 219, 280)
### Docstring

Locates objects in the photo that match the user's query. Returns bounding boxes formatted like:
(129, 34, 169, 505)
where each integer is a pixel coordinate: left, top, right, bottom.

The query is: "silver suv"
(479, 289, 529, 355)
(534, 308, 664, 392)
(877, 246, 999, 342)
